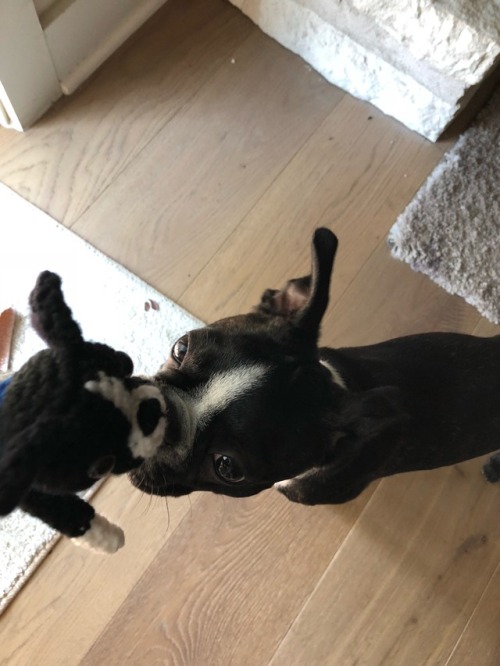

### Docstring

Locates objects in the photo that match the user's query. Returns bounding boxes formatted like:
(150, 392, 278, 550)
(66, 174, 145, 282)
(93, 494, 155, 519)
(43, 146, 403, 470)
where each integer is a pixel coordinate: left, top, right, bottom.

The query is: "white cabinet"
(0, 0, 167, 130)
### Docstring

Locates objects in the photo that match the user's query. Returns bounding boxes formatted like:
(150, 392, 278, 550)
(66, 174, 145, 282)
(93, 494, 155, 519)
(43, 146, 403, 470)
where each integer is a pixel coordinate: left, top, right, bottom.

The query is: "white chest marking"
(191, 364, 269, 430)
(275, 360, 345, 491)
(320, 359, 346, 389)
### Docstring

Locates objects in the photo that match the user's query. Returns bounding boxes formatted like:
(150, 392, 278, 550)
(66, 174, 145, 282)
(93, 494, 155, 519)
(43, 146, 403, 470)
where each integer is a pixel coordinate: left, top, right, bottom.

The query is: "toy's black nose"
(138, 398, 162, 436)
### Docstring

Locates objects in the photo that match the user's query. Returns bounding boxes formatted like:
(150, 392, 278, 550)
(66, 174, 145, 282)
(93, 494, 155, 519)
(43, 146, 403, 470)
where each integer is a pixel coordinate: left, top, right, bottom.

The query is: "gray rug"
(388, 87, 500, 323)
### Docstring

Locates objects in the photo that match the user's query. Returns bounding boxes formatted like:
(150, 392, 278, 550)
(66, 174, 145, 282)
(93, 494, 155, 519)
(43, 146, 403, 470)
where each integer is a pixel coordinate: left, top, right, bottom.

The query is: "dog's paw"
(482, 459, 500, 484)
(71, 514, 125, 553)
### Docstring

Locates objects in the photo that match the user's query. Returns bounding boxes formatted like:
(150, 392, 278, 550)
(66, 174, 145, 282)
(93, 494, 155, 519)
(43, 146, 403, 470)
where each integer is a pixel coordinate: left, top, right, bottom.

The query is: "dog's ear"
(257, 228, 338, 341)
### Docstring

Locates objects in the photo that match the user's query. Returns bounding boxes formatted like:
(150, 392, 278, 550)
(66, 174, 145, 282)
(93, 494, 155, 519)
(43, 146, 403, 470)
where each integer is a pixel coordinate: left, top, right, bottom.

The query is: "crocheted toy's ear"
(29, 271, 83, 350)
(0, 436, 38, 515)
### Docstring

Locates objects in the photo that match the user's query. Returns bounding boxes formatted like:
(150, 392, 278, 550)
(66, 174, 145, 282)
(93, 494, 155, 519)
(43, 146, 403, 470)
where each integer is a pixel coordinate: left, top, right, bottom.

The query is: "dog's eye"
(171, 336, 189, 365)
(213, 454, 245, 483)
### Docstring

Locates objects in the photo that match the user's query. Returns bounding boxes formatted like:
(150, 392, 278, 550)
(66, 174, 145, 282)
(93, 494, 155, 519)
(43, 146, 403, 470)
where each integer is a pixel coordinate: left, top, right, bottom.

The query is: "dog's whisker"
(187, 493, 194, 519)
(163, 496, 171, 531)
(134, 487, 154, 517)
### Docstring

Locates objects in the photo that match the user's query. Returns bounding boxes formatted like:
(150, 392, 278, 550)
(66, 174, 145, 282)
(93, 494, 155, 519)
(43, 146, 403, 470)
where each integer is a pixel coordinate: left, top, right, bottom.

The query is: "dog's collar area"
(320, 359, 346, 390)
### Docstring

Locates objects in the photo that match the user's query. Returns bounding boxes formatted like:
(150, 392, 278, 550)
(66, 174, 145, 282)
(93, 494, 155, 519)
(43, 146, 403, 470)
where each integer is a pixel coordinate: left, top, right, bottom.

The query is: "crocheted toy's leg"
(72, 513, 125, 553)
(20, 490, 95, 537)
(19, 490, 124, 553)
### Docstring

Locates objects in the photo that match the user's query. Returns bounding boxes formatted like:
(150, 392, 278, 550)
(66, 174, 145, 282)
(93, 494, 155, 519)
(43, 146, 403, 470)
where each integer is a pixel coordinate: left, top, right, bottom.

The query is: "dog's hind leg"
(482, 452, 500, 483)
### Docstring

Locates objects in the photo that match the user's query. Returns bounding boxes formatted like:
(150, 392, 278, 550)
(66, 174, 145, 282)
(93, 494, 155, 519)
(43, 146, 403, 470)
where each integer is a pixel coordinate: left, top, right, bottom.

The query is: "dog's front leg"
(276, 464, 374, 505)
(483, 451, 500, 483)
(277, 427, 401, 505)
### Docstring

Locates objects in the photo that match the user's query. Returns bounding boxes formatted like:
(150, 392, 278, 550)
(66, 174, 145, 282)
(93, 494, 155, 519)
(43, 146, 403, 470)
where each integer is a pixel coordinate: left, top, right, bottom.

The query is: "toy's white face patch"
(84, 374, 167, 460)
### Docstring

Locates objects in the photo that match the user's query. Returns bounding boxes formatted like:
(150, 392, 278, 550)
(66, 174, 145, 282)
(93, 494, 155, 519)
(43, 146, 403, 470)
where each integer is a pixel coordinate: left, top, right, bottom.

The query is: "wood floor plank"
(445, 562, 500, 666)
(180, 94, 448, 323)
(1, 0, 496, 662)
(325, 239, 481, 349)
(0, 478, 195, 666)
(472, 318, 500, 337)
(80, 489, 372, 665)
(268, 463, 500, 666)
(0, 0, 253, 226)
(70, 26, 344, 303)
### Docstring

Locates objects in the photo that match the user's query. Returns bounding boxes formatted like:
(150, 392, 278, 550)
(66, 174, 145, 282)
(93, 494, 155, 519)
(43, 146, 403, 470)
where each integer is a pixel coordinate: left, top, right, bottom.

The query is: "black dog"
(132, 228, 500, 505)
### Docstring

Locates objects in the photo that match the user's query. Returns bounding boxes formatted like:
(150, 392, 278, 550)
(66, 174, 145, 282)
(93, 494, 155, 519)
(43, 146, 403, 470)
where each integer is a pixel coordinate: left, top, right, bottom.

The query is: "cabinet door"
(0, 0, 167, 131)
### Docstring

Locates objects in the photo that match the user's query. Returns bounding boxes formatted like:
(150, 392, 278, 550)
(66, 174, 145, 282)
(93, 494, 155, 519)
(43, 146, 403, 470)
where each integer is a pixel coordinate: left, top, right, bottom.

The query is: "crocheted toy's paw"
(72, 514, 125, 554)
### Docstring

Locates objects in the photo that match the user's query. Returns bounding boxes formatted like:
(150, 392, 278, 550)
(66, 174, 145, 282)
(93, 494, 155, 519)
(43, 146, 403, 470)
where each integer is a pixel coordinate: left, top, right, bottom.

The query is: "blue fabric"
(0, 375, 13, 405)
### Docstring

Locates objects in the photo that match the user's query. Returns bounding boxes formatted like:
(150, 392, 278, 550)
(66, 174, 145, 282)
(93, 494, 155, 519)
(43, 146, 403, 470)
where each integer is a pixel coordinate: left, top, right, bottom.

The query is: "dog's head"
(131, 229, 403, 501)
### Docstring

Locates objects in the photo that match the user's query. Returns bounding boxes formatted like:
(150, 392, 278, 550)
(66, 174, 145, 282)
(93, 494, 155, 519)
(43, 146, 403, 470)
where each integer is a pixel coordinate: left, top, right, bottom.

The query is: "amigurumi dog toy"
(0, 271, 167, 553)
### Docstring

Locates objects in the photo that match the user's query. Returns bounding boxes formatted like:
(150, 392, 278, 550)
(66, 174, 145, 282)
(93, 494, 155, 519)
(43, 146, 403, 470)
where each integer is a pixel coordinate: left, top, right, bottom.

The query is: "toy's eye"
(171, 336, 189, 365)
(88, 455, 116, 479)
(137, 398, 163, 437)
(213, 454, 245, 483)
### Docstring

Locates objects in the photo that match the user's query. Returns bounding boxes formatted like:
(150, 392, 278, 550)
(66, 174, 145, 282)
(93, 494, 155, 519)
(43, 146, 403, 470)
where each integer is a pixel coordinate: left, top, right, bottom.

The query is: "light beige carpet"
(0, 183, 201, 614)
(388, 87, 500, 323)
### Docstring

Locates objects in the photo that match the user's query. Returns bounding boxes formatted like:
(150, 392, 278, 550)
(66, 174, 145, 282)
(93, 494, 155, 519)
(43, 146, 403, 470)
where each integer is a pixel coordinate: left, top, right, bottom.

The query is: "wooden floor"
(1, 1, 499, 664)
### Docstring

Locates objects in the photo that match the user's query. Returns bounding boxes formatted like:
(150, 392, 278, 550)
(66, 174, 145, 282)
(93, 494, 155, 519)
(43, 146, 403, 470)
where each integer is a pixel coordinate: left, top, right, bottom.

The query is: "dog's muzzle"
(131, 385, 197, 490)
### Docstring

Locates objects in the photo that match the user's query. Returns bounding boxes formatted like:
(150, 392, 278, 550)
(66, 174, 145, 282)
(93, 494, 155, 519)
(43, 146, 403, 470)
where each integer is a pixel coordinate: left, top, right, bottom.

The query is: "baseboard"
(42, 0, 168, 95)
